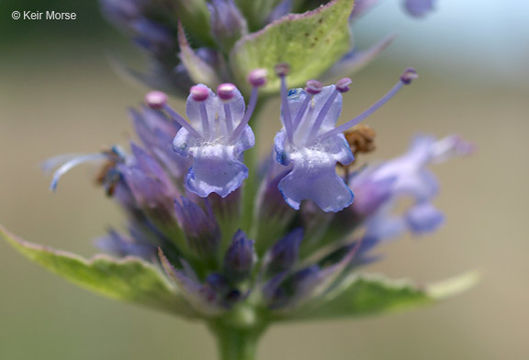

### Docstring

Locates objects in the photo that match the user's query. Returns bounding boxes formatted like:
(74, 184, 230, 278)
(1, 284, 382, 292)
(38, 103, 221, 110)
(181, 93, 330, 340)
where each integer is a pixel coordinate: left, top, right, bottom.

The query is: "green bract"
(0, 226, 197, 318)
(230, 0, 355, 94)
(1, 225, 477, 322)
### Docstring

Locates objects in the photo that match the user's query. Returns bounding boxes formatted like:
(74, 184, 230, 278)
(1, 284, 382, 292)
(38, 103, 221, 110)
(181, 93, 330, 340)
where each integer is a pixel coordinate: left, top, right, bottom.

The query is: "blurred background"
(0, 0, 528, 359)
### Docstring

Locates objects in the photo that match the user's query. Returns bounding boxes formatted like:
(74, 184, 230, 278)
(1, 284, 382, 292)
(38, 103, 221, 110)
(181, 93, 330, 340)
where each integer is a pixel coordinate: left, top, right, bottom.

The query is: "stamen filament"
(308, 89, 338, 139)
(162, 104, 202, 138)
(291, 95, 312, 133)
(199, 102, 211, 140)
(279, 75, 295, 142)
(224, 103, 233, 134)
(230, 86, 258, 141)
(318, 80, 405, 141)
(50, 154, 107, 191)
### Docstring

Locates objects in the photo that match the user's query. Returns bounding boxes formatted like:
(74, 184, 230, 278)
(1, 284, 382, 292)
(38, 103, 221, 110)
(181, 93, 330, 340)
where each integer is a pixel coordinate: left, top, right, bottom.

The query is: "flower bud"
(223, 230, 255, 282)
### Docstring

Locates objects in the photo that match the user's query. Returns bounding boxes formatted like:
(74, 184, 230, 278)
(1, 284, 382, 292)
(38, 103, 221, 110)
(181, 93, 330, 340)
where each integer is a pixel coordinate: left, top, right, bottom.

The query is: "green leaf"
(230, 0, 355, 94)
(0, 225, 197, 318)
(275, 272, 479, 321)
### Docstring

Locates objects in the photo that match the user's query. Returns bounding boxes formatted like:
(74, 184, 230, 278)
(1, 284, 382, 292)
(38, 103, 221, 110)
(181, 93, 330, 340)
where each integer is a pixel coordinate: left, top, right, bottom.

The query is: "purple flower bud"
(159, 249, 224, 315)
(174, 197, 221, 261)
(96, 229, 155, 261)
(207, 0, 248, 50)
(266, 228, 304, 275)
(223, 230, 255, 282)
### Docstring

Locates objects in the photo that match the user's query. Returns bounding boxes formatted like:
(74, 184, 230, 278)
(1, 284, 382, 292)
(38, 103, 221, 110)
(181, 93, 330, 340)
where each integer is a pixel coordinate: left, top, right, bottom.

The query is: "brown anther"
(95, 149, 121, 196)
(344, 124, 377, 156)
(337, 124, 377, 181)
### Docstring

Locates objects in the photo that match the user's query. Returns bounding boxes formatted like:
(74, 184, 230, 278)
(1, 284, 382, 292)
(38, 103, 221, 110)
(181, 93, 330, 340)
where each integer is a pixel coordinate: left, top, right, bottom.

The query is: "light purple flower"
(403, 0, 436, 18)
(145, 70, 266, 198)
(352, 135, 473, 241)
(273, 67, 418, 212)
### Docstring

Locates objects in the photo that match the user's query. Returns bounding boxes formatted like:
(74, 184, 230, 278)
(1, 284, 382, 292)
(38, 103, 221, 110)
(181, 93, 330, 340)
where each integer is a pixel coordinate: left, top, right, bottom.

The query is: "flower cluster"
(1, 2, 472, 360)
(42, 66, 470, 318)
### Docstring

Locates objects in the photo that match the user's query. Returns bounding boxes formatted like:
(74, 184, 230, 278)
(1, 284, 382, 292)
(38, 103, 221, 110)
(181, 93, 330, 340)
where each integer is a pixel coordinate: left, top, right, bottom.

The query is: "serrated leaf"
(1, 225, 197, 318)
(275, 272, 478, 321)
(230, 0, 355, 94)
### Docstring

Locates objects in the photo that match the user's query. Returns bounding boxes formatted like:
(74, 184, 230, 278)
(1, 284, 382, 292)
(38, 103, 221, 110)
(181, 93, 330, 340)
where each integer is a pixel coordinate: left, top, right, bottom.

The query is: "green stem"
(240, 101, 266, 234)
(209, 323, 266, 360)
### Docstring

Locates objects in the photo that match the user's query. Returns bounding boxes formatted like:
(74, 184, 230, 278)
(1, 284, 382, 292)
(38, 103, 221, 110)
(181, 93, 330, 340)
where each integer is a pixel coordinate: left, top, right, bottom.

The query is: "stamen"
(49, 153, 107, 192)
(199, 102, 211, 139)
(145, 90, 202, 138)
(335, 77, 352, 93)
(275, 63, 295, 142)
(247, 68, 267, 88)
(224, 103, 233, 133)
(318, 68, 417, 141)
(291, 79, 320, 131)
(229, 69, 266, 141)
(190, 85, 211, 139)
(305, 80, 323, 95)
(217, 83, 237, 101)
(308, 85, 340, 138)
(162, 104, 202, 138)
(217, 83, 237, 134)
(144, 90, 168, 109)
(190, 84, 210, 102)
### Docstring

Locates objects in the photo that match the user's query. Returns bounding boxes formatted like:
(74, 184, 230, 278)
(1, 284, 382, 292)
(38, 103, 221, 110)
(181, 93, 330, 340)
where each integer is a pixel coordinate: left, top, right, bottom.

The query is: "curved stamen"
(291, 80, 322, 133)
(307, 88, 338, 139)
(317, 68, 417, 142)
(161, 104, 202, 138)
(230, 86, 258, 141)
(230, 69, 266, 141)
(49, 153, 108, 191)
(292, 95, 311, 132)
(145, 91, 202, 138)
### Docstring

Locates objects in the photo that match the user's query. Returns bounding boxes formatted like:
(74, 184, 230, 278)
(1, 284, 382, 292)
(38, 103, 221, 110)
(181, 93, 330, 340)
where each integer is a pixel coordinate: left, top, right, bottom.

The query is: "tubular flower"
(145, 70, 266, 198)
(274, 66, 418, 212)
